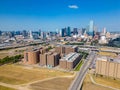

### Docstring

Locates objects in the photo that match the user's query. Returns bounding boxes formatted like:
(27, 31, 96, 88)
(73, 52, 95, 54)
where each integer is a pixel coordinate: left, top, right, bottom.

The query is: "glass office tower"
(89, 20, 94, 37)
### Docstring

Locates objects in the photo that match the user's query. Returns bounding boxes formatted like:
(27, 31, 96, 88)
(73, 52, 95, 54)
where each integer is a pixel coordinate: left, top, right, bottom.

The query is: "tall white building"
(29, 30, 33, 39)
(103, 27, 107, 34)
(41, 32, 46, 40)
(99, 28, 107, 44)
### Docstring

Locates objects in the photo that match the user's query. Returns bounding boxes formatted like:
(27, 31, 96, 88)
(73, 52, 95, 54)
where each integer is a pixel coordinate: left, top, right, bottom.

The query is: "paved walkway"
(0, 82, 19, 90)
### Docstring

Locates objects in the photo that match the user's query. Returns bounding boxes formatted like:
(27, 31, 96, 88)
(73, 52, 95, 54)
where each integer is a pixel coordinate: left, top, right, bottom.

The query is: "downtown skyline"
(0, 0, 120, 31)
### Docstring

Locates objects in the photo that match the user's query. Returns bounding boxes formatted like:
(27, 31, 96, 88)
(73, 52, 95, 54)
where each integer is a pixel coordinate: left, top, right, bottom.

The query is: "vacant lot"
(98, 51, 117, 58)
(0, 64, 72, 85)
(30, 77, 74, 90)
(0, 46, 33, 59)
(82, 74, 113, 90)
(0, 85, 16, 90)
(92, 75, 120, 89)
(0, 49, 24, 59)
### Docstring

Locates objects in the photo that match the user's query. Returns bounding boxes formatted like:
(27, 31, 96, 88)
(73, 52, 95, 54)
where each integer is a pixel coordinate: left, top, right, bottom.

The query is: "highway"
(69, 51, 95, 90)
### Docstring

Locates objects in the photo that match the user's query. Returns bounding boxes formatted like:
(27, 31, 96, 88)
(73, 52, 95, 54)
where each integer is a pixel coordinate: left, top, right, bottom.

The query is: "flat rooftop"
(61, 52, 80, 62)
(26, 48, 39, 52)
(56, 45, 77, 48)
(96, 56, 120, 63)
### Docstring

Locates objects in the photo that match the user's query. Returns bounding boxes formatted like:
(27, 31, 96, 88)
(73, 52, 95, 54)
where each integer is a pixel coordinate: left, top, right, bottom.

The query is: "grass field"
(100, 48, 110, 51)
(30, 77, 74, 90)
(92, 74, 120, 89)
(0, 85, 16, 90)
(0, 46, 33, 59)
(98, 51, 117, 58)
(0, 49, 24, 59)
(0, 52, 11, 59)
(74, 60, 83, 71)
(82, 74, 113, 90)
(0, 64, 73, 85)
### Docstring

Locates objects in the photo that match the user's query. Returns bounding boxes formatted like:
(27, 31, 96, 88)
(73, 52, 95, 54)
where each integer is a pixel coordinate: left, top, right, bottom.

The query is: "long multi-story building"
(65, 46, 78, 54)
(39, 47, 47, 54)
(23, 45, 79, 69)
(55, 45, 65, 54)
(39, 53, 47, 66)
(23, 47, 50, 65)
(40, 52, 60, 67)
(23, 49, 40, 65)
(96, 56, 120, 79)
(47, 52, 60, 67)
(60, 53, 82, 70)
(55, 45, 78, 55)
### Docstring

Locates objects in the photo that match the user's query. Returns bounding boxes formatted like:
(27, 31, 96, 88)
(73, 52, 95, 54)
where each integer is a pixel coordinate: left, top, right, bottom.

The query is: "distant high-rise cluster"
(0, 20, 119, 46)
(60, 27, 71, 37)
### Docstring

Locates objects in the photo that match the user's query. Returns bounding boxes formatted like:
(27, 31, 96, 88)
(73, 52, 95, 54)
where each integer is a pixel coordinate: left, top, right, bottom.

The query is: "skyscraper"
(89, 20, 94, 37)
(0, 30, 2, 36)
(22, 30, 28, 38)
(103, 27, 107, 35)
(59, 29, 62, 36)
(73, 28, 78, 35)
(39, 29, 41, 37)
(82, 28, 86, 35)
(41, 32, 46, 40)
(56, 29, 59, 34)
(29, 30, 33, 39)
(66, 27, 71, 36)
(61, 28, 65, 37)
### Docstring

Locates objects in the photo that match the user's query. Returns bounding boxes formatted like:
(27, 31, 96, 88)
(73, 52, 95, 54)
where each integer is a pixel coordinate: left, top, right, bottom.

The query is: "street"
(69, 51, 95, 90)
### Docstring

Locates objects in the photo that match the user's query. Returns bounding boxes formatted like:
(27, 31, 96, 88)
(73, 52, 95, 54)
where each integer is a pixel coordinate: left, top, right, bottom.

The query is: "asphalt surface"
(69, 51, 95, 90)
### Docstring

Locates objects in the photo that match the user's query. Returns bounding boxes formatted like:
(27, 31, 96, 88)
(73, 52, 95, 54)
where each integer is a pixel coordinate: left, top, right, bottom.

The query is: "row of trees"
(47, 46, 53, 51)
(66, 42, 85, 45)
(91, 40, 99, 46)
(0, 55, 23, 65)
(78, 51, 88, 59)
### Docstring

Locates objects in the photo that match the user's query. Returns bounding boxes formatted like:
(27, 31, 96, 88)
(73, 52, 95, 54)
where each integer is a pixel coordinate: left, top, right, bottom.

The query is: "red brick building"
(60, 53, 82, 70)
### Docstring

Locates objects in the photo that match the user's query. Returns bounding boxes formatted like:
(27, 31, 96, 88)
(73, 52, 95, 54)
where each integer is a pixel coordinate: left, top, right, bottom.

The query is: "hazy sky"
(0, 0, 120, 31)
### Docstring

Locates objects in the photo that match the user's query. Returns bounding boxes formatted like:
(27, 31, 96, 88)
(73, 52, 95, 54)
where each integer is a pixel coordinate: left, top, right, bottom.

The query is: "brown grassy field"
(0, 64, 73, 85)
(0, 51, 11, 59)
(30, 77, 74, 90)
(98, 51, 117, 58)
(92, 75, 120, 89)
(82, 74, 113, 90)
(0, 85, 16, 90)
(0, 49, 24, 59)
(0, 46, 33, 59)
